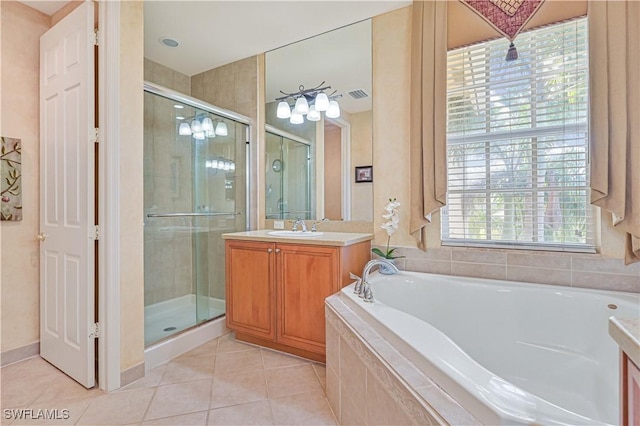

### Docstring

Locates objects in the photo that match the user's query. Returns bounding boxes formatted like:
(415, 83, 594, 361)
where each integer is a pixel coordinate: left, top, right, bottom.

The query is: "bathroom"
(1, 0, 639, 425)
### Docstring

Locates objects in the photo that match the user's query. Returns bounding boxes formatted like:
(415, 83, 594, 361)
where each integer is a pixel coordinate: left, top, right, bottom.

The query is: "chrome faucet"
(292, 218, 308, 232)
(354, 259, 399, 303)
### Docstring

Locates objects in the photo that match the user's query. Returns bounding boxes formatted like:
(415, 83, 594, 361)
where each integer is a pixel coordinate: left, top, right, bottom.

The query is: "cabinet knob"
(275, 249, 281, 254)
(37, 233, 46, 241)
(267, 248, 273, 253)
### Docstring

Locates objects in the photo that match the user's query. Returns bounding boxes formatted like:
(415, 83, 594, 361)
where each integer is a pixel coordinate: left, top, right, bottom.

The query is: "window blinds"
(442, 18, 593, 251)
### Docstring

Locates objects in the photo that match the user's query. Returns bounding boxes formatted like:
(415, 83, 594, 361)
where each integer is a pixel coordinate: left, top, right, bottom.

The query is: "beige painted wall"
(372, 4, 627, 260)
(324, 123, 342, 220)
(350, 110, 373, 222)
(119, 0, 145, 372)
(0, 1, 50, 354)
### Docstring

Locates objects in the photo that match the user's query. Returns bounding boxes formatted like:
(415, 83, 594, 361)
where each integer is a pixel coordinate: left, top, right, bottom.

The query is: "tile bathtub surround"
(325, 296, 480, 426)
(0, 333, 335, 426)
(375, 246, 640, 293)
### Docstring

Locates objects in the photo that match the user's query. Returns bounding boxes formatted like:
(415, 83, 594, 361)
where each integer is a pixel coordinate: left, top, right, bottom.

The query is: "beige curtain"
(589, 0, 640, 264)
(409, 0, 448, 250)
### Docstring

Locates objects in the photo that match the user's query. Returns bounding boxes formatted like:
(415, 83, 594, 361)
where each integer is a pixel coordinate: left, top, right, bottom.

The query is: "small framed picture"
(355, 166, 373, 183)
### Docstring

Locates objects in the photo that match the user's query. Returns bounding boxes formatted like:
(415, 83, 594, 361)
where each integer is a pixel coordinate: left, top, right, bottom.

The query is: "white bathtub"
(339, 271, 640, 425)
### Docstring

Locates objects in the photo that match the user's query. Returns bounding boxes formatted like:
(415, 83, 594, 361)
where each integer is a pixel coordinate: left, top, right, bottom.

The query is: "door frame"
(325, 117, 352, 221)
(97, 0, 121, 392)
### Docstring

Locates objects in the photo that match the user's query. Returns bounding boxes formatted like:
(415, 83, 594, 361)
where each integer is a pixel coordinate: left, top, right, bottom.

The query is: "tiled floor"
(0, 333, 336, 425)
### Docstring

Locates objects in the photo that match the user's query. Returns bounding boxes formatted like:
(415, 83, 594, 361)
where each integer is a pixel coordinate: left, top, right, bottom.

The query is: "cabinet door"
(627, 357, 640, 426)
(276, 244, 339, 354)
(225, 240, 276, 340)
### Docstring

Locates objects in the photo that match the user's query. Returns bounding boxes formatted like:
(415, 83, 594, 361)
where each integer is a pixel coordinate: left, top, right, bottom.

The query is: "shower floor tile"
(0, 333, 335, 426)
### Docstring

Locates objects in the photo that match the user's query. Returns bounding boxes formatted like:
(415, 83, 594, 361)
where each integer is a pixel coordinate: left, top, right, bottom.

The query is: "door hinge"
(92, 127, 99, 144)
(90, 225, 100, 241)
(90, 322, 99, 339)
(93, 29, 99, 46)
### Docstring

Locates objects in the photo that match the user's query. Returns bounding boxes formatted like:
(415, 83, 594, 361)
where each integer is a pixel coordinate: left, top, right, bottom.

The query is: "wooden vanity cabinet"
(225, 239, 370, 362)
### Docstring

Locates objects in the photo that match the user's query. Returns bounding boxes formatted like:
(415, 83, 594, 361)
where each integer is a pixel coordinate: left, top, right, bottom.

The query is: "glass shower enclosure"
(143, 83, 249, 346)
(265, 127, 312, 220)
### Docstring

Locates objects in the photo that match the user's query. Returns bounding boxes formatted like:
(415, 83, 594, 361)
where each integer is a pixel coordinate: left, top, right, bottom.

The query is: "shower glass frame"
(143, 82, 251, 347)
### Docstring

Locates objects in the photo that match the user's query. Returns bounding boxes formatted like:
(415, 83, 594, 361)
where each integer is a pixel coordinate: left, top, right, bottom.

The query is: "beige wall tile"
(507, 265, 572, 287)
(572, 271, 640, 293)
(405, 259, 452, 275)
(404, 247, 452, 261)
(572, 256, 640, 275)
(452, 248, 506, 265)
(339, 338, 367, 409)
(326, 364, 340, 423)
(325, 316, 339, 377)
(365, 371, 412, 426)
(507, 252, 571, 269)
(340, 389, 365, 426)
(451, 261, 506, 280)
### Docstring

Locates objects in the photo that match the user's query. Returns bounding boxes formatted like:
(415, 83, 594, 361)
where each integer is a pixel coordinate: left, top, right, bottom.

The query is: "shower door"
(143, 87, 249, 346)
(265, 130, 312, 220)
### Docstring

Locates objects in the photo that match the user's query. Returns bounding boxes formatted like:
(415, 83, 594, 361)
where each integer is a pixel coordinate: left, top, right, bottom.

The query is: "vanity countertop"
(609, 317, 640, 367)
(222, 229, 373, 247)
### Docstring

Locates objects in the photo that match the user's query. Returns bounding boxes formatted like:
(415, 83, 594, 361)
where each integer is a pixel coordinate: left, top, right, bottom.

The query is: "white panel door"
(39, 1, 96, 388)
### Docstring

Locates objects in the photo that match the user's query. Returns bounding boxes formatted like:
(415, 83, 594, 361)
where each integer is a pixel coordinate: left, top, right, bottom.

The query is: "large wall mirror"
(265, 20, 373, 222)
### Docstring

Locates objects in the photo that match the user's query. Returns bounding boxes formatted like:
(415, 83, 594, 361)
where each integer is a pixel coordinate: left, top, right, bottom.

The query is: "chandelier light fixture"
(276, 82, 342, 124)
(178, 114, 228, 140)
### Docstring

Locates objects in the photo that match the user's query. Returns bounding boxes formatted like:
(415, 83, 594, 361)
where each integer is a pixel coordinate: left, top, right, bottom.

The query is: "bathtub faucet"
(356, 259, 399, 303)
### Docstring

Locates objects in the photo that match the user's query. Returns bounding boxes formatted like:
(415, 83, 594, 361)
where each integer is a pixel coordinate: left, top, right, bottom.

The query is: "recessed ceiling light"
(160, 37, 179, 48)
(173, 105, 184, 109)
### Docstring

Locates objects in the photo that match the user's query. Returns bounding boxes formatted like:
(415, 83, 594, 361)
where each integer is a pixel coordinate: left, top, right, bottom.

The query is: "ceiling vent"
(347, 89, 369, 100)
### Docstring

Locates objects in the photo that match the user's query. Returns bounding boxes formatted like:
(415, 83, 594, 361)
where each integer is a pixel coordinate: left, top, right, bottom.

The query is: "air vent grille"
(347, 89, 369, 99)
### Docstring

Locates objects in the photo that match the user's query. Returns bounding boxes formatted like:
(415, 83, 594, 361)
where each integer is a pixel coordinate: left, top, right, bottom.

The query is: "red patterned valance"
(461, 0, 545, 41)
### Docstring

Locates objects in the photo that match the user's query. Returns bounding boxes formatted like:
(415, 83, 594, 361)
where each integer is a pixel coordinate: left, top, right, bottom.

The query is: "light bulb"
(201, 117, 214, 132)
(230, 162, 236, 171)
(315, 92, 329, 111)
(205, 160, 212, 168)
(191, 119, 202, 133)
(290, 112, 304, 124)
(223, 161, 231, 171)
(326, 100, 341, 118)
(193, 131, 205, 140)
(277, 101, 292, 119)
(215, 121, 228, 136)
(179, 122, 192, 135)
(307, 105, 321, 122)
(294, 96, 309, 115)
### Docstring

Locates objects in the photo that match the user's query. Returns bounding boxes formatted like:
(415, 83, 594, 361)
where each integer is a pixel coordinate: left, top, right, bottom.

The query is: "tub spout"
(358, 259, 399, 303)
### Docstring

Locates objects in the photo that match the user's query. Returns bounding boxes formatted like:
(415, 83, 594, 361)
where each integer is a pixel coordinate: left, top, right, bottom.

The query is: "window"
(442, 18, 593, 252)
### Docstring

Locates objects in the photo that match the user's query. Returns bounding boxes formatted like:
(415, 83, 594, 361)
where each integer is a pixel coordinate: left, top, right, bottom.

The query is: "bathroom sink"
(267, 230, 324, 237)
